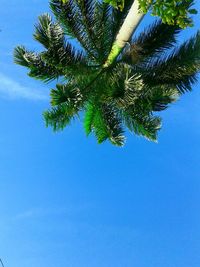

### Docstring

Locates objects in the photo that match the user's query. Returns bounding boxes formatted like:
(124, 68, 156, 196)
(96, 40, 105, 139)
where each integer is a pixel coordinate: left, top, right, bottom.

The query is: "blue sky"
(0, 1, 200, 267)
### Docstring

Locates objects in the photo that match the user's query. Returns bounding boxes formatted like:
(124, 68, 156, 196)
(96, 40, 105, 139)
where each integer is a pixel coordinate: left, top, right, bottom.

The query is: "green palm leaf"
(44, 104, 76, 131)
(84, 102, 125, 146)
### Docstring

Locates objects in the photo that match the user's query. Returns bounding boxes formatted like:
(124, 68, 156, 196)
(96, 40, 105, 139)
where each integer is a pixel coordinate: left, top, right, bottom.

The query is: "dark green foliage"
(14, 0, 200, 146)
(50, 84, 83, 106)
(139, 31, 200, 94)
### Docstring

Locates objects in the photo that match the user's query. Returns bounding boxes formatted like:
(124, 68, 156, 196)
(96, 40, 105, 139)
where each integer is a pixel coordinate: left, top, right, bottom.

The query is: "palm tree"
(14, 0, 200, 146)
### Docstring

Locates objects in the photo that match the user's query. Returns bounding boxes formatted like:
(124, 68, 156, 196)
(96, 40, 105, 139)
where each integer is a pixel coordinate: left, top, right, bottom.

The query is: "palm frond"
(50, 0, 102, 61)
(84, 103, 125, 146)
(122, 20, 181, 64)
(143, 31, 200, 93)
(14, 46, 30, 67)
(33, 13, 61, 49)
(146, 87, 178, 112)
(34, 14, 87, 71)
(75, 0, 100, 54)
(44, 104, 76, 131)
(101, 104, 125, 146)
(44, 80, 86, 131)
(14, 46, 62, 82)
(50, 83, 83, 106)
(92, 2, 114, 62)
(85, 104, 109, 143)
(122, 109, 161, 141)
(108, 63, 145, 106)
(84, 102, 96, 136)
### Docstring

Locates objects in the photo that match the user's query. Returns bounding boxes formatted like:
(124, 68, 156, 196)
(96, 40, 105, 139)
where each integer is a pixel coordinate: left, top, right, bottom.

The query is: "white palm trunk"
(115, 0, 144, 48)
(104, 0, 145, 66)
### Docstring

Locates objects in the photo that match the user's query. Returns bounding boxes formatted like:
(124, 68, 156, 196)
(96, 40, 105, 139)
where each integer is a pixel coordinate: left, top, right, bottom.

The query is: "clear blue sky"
(0, 1, 200, 267)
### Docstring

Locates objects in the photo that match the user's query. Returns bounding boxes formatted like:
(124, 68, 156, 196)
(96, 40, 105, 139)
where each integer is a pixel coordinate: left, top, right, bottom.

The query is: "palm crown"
(14, 0, 200, 146)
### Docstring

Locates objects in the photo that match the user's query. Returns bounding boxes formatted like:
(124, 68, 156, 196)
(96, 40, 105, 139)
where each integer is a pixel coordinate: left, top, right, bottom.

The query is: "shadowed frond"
(146, 87, 178, 112)
(122, 109, 161, 141)
(33, 14, 61, 49)
(75, 0, 100, 54)
(50, 83, 83, 106)
(143, 31, 200, 93)
(34, 14, 87, 70)
(92, 2, 114, 62)
(14, 46, 31, 67)
(50, 0, 112, 62)
(44, 81, 86, 131)
(101, 104, 125, 146)
(122, 20, 181, 64)
(14, 46, 62, 82)
(50, 0, 97, 59)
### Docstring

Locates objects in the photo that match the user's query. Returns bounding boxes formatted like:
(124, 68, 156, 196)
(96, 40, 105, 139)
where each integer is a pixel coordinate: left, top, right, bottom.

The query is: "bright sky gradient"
(0, 1, 200, 267)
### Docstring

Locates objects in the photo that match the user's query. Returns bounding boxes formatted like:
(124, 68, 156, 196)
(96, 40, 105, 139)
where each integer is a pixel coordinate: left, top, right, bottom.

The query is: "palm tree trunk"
(104, 0, 145, 67)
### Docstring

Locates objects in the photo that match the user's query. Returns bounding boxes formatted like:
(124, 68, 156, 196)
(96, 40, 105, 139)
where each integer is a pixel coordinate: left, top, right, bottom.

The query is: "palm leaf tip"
(135, 122, 161, 142)
(43, 104, 72, 132)
(33, 13, 53, 48)
(14, 46, 29, 67)
(138, 116, 161, 142)
(123, 111, 162, 142)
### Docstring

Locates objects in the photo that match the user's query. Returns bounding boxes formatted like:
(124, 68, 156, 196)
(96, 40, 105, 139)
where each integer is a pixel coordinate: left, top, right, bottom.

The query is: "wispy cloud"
(13, 204, 92, 221)
(13, 207, 71, 221)
(0, 73, 48, 100)
(15, 210, 37, 220)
